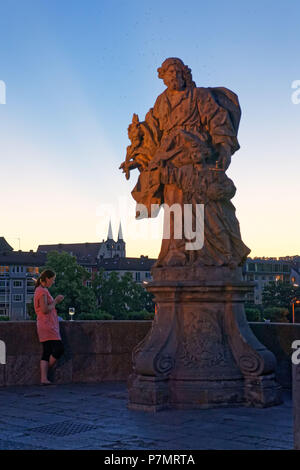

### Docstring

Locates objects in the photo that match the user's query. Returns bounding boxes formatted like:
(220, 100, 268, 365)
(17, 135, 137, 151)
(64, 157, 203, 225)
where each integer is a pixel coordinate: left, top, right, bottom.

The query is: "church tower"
(97, 221, 126, 259)
(116, 222, 126, 258)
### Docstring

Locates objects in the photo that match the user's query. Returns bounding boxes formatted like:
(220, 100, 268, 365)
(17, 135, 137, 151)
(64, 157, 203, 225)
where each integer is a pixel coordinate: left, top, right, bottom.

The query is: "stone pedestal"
(293, 363, 300, 450)
(128, 266, 282, 411)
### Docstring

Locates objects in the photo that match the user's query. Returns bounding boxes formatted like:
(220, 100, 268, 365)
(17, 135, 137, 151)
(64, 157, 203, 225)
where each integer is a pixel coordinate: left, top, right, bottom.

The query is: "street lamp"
(291, 284, 300, 324)
(291, 298, 300, 324)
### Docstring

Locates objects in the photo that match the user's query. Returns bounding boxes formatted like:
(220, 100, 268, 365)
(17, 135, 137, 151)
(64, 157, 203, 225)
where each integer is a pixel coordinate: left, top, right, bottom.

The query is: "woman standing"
(34, 269, 65, 385)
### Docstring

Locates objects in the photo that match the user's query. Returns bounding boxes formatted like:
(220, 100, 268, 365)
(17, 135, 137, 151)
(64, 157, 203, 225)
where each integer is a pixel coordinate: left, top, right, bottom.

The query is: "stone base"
(128, 375, 169, 411)
(169, 378, 245, 409)
(128, 374, 282, 411)
(128, 267, 282, 411)
(244, 374, 282, 408)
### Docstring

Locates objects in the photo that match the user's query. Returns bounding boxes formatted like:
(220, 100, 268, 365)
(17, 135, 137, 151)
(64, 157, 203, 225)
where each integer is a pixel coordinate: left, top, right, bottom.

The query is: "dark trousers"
(41, 340, 64, 362)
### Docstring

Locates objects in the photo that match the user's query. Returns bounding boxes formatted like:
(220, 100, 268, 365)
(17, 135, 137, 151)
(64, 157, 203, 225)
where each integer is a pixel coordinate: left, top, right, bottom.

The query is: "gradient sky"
(0, 0, 299, 258)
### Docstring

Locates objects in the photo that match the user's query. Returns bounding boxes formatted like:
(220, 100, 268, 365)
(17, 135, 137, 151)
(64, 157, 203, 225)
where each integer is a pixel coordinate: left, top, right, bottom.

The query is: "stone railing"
(249, 322, 300, 389)
(0, 320, 151, 386)
(0, 321, 299, 388)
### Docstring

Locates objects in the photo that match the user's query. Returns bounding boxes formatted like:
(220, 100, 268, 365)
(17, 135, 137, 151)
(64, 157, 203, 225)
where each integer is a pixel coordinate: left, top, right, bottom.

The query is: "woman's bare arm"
(39, 294, 57, 314)
(39, 294, 64, 314)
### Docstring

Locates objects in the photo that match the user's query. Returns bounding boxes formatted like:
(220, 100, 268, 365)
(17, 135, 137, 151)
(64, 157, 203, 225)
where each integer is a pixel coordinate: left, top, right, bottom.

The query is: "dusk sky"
(0, 0, 299, 258)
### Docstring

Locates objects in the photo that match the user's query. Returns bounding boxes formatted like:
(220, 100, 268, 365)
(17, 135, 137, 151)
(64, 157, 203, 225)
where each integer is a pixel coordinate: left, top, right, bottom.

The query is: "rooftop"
(0, 251, 46, 266)
(99, 257, 156, 271)
(0, 382, 293, 450)
(0, 237, 13, 253)
(37, 242, 102, 262)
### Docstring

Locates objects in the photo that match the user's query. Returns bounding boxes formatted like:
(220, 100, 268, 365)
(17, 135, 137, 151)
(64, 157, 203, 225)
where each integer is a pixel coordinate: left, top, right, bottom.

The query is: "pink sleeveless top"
(34, 286, 61, 342)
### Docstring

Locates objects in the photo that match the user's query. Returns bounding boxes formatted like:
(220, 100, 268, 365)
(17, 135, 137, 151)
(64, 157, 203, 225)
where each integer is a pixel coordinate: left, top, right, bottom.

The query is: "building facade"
(243, 258, 293, 304)
(37, 223, 155, 286)
(2, 229, 298, 318)
(0, 238, 46, 320)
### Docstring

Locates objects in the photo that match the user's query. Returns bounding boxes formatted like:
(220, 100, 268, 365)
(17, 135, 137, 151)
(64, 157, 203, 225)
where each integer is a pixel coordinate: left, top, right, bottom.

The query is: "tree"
(28, 253, 155, 320)
(77, 311, 114, 320)
(262, 281, 300, 311)
(262, 307, 289, 323)
(40, 251, 98, 319)
(92, 270, 154, 318)
(245, 307, 262, 322)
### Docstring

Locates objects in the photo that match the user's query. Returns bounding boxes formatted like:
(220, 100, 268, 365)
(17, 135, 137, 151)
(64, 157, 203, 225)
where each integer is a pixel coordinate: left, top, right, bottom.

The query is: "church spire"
(107, 220, 113, 240)
(118, 222, 123, 240)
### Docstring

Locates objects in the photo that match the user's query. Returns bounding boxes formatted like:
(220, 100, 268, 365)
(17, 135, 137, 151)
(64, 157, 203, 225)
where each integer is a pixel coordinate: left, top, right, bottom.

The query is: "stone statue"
(120, 59, 281, 411)
(120, 57, 250, 269)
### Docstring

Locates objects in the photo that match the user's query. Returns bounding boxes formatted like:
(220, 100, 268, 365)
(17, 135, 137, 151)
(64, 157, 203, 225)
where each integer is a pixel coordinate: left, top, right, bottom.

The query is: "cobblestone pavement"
(0, 382, 293, 450)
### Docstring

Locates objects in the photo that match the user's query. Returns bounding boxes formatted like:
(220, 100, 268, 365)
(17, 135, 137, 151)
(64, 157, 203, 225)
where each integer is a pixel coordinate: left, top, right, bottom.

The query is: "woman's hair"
(34, 269, 56, 290)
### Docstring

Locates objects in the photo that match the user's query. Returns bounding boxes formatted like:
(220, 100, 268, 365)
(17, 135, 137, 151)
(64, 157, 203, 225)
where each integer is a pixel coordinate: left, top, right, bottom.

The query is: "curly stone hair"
(157, 58, 196, 89)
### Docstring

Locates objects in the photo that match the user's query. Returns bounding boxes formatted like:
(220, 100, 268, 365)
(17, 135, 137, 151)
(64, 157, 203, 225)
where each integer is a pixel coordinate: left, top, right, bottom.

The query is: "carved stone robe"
(131, 85, 250, 267)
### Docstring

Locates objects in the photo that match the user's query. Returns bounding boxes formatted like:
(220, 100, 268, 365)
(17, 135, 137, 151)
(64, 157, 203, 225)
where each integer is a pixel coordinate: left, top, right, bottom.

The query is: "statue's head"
(157, 58, 195, 91)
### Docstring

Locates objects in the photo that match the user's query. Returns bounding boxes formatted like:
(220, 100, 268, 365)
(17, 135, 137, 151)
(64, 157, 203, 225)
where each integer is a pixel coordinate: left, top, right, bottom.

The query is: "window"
(145, 272, 151, 279)
(247, 264, 255, 272)
(260, 264, 272, 272)
(13, 294, 23, 302)
(86, 281, 92, 288)
(0, 266, 9, 274)
(135, 272, 141, 281)
(13, 280, 23, 288)
(27, 266, 38, 274)
(12, 266, 24, 273)
(26, 280, 35, 291)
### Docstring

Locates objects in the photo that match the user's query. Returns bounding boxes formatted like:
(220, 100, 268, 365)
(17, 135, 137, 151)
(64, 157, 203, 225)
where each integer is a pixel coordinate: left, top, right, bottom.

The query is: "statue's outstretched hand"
(119, 161, 131, 180)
